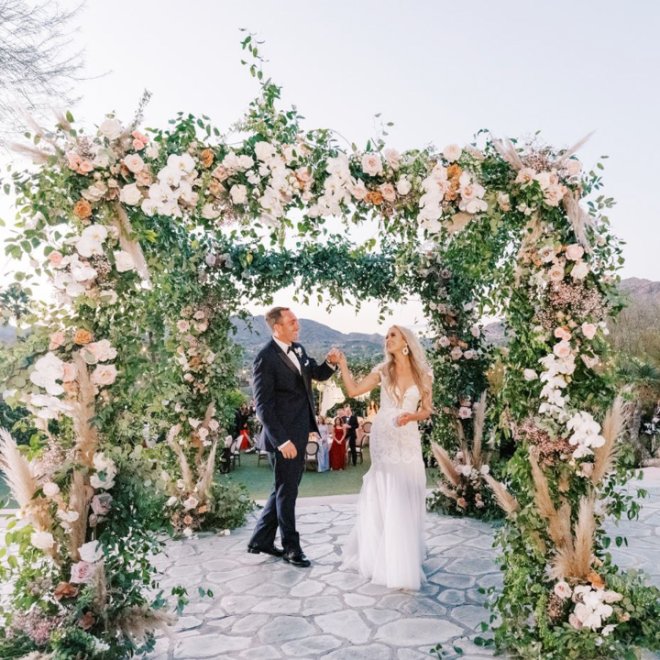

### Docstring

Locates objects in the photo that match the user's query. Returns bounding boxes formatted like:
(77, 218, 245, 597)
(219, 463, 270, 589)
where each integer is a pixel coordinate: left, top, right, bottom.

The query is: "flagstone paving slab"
(148, 483, 660, 659)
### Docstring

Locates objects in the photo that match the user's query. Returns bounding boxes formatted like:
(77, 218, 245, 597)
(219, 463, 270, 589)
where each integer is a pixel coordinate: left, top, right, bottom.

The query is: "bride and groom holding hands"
(247, 306, 432, 590)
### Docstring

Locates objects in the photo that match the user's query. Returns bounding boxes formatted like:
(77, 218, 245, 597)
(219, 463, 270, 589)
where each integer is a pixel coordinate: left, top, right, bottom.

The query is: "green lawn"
(1, 452, 438, 508)
(220, 449, 437, 500)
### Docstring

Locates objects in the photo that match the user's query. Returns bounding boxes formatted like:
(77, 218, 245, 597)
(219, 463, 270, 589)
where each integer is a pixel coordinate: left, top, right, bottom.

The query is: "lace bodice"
(370, 372, 423, 465)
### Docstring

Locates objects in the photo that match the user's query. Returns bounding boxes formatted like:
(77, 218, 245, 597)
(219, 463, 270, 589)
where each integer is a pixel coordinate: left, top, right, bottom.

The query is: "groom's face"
(274, 309, 300, 344)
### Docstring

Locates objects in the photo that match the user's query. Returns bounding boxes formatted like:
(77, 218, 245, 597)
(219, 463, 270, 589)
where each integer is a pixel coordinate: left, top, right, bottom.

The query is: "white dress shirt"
(273, 337, 301, 372)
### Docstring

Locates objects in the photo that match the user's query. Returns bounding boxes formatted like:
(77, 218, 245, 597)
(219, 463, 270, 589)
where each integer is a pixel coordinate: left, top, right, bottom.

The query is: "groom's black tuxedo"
(249, 339, 335, 554)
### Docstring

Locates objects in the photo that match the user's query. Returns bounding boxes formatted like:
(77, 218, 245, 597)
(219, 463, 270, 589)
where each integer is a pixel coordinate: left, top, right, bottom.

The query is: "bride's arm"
(337, 353, 380, 398)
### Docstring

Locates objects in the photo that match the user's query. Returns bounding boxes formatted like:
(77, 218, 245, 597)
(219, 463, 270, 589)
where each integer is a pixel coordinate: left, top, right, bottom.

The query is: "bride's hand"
(395, 413, 413, 427)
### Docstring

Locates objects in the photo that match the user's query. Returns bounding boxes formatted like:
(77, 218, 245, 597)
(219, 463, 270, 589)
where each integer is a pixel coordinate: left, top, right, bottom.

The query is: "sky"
(1, 0, 659, 334)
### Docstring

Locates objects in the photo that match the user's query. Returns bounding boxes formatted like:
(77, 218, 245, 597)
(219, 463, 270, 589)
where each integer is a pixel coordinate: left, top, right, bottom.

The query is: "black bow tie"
(287, 345, 294, 354)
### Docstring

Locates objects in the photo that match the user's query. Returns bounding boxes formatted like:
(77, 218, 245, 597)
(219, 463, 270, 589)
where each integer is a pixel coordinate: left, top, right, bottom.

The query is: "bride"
(337, 325, 433, 590)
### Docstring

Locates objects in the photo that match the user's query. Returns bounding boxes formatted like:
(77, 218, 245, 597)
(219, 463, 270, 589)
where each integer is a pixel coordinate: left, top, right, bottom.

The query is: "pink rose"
(49, 331, 66, 351)
(383, 148, 401, 169)
(456, 497, 468, 508)
(87, 339, 117, 362)
(515, 168, 536, 185)
(553, 341, 572, 359)
(70, 561, 96, 584)
(79, 160, 95, 174)
(581, 323, 597, 340)
(565, 159, 582, 177)
(565, 244, 584, 261)
(442, 144, 462, 163)
(379, 183, 396, 203)
(450, 346, 463, 361)
(548, 263, 565, 282)
(554, 581, 573, 599)
(350, 180, 368, 201)
(438, 336, 451, 348)
(177, 320, 190, 332)
(48, 251, 64, 268)
(458, 406, 472, 419)
(91, 364, 118, 387)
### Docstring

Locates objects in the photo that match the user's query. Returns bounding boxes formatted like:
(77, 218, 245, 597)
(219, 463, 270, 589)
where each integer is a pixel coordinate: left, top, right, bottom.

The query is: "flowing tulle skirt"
(342, 413, 426, 590)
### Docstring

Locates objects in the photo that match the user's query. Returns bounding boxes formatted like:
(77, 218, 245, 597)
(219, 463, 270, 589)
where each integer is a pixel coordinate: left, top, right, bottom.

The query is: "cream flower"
(42, 482, 60, 498)
(230, 184, 248, 205)
(114, 250, 136, 273)
(76, 224, 108, 258)
(123, 154, 145, 174)
(571, 261, 590, 280)
(396, 178, 412, 196)
(383, 148, 401, 169)
(442, 144, 462, 162)
(565, 244, 585, 261)
(79, 540, 103, 563)
(31, 531, 55, 551)
(183, 495, 199, 511)
(523, 369, 538, 381)
(119, 183, 142, 206)
(98, 118, 123, 140)
(361, 153, 383, 177)
(86, 339, 117, 362)
(554, 581, 572, 599)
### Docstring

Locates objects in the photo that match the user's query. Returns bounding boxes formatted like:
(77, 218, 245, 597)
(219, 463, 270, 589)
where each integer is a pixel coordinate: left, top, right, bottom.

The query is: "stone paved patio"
(150, 472, 660, 660)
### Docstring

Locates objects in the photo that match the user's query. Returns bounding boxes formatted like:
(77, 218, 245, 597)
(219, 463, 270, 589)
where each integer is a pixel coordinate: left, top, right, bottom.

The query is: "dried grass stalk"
(550, 496, 596, 580)
(592, 397, 625, 486)
(196, 438, 218, 503)
(0, 428, 38, 508)
(436, 483, 459, 501)
(72, 352, 99, 467)
(432, 443, 461, 487)
(455, 420, 469, 460)
(472, 391, 487, 468)
(67, 471, 91, 560)
(483, 473, 519, 517)
(167, 424, 194, 492)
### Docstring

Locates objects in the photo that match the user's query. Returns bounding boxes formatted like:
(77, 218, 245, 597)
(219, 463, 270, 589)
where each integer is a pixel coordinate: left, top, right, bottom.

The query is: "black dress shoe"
(282, 551, 311, 568)
(247, 544, 284, 557)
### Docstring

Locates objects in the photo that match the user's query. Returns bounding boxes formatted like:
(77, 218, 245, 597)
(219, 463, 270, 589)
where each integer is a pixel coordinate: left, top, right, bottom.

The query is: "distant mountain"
(619, 277, 660, 303)
(230, 315, 385, 364)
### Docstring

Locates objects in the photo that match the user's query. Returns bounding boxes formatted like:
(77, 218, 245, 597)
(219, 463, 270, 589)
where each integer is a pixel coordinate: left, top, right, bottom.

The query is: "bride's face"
(385, 327, 406, 355)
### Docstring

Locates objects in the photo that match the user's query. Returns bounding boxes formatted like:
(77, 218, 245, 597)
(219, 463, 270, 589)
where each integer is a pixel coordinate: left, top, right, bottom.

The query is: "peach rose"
(200, 149, 214, 168)
(565, 159, 582, 176)
(554, 326, 572, 341)
(73, 199, 93, 220)
(365, 190, 383, 205)
(73, 329, 93, 345)
(548, 263, 565, 282)
(78, 160, 94, 174)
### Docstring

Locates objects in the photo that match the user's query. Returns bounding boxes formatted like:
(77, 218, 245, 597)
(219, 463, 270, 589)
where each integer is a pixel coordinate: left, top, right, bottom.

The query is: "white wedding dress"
(341, 373, 426, 590)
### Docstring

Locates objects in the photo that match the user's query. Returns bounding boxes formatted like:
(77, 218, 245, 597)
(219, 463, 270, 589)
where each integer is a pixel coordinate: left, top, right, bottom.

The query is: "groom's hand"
(326, 347, 341, 365)
(279, 441, 297, 459)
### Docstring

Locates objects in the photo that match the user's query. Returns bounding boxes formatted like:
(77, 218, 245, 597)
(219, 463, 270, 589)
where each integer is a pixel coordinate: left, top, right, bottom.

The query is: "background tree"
(0, 0, 84, 141)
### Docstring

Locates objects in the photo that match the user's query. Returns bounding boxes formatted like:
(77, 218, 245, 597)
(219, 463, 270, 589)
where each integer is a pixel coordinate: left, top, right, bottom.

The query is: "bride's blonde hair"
(379, 325, 433, 405)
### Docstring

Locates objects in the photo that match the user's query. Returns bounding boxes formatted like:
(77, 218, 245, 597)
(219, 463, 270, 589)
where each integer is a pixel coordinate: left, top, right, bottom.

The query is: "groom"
(247, 307, 339, 568)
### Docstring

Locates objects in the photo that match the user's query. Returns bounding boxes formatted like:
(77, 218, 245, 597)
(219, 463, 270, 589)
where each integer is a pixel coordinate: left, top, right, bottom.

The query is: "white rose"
(119, 183, 142, 206)
(98, 118, 123, 140)
(42, 482, 60, 498)
(78, 539, 103, 563)
(91, 364, 118, 387)
(31, 531, 55, 551)
(123, 154, 145, 174)
(166, 496, 178, 507)
(230, 184, 248, 205)
(396, 177, 412, 196)
(114, 250, 136, 273)
(442, 144, 462, 163)
(254, 141, 276, 162)
(361, 153, 383, 177)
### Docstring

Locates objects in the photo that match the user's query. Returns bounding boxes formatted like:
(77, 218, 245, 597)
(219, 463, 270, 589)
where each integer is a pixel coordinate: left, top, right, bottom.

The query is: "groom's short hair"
(265, 306, 290, 330)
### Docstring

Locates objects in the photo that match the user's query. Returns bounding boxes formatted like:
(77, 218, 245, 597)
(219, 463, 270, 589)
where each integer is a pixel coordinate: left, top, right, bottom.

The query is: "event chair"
(305, 440, 319, 471)
(257, 449, 270, 467)
(356, 422, 371, 464)
(229, 437, 241, 469)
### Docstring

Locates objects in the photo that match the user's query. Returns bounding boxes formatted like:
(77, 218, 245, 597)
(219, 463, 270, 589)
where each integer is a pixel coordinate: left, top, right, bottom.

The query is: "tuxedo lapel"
(271, 340, 302, 378)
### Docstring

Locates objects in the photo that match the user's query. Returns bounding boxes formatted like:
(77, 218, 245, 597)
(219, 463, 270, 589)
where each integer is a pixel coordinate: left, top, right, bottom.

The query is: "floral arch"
(1, 40, 658, 659)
